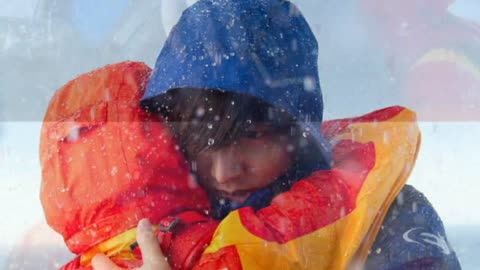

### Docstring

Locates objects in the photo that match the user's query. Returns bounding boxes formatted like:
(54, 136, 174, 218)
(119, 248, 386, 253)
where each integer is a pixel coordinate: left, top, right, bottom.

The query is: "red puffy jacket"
(40, 61, 217, 269)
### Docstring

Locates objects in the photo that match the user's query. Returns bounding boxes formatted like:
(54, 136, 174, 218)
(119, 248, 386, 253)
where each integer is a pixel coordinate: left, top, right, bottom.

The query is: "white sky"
(449, 0, 480, 22)
(0, 0, 36, 19)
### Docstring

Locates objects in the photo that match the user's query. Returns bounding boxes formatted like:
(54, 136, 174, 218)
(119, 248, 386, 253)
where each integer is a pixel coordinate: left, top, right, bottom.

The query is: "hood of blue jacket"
(143, 0, 331, 162)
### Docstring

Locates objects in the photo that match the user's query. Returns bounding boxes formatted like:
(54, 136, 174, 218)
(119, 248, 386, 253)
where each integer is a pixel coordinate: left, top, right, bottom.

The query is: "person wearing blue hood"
(93, 0, 461, 269)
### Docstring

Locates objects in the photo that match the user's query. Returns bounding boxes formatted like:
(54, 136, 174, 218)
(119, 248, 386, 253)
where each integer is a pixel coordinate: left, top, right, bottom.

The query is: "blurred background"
(1, 0, 479, 269)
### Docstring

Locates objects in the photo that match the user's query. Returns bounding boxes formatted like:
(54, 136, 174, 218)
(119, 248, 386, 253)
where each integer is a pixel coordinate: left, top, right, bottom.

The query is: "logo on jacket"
(402, 227, 451, 255)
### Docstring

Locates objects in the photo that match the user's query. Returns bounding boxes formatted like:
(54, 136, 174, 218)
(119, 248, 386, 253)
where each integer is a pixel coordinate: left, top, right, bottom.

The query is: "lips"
(225, 193, 251, 203)
(215, 188, 257, 203)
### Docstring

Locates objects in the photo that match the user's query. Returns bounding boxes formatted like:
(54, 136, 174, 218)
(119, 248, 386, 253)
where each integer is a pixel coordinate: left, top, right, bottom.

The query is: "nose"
(210, 147, 244, 185)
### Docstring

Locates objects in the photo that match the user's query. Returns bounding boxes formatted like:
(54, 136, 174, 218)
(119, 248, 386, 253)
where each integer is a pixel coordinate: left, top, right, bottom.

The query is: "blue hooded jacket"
(142, 0, 461, 268)
(142, 0, 333, 216)
(142, 0, 331, 164)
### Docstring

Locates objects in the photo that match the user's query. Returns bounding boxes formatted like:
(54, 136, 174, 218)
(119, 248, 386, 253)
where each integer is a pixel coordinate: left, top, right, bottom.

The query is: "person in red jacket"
(93, 0, 460, 269)
(39, 0, 460, 269)
(40, 61, 219, 270)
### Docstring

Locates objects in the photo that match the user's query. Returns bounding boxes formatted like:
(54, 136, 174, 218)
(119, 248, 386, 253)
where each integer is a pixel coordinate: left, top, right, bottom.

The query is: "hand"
(92, 219, 171, 270)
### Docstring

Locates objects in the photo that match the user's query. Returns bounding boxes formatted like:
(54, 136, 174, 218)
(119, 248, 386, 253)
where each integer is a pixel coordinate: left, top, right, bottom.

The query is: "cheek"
(192, 157, 215, 190)
(242, 139, 293, 183)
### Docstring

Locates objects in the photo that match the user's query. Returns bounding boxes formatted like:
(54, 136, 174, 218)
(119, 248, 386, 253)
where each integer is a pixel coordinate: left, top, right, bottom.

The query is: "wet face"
(157, 89, 302, 204)
(193, 124, 295, 204)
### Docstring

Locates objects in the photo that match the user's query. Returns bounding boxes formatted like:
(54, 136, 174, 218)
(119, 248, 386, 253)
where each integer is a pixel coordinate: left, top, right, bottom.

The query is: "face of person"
(193, 124, 295, 204)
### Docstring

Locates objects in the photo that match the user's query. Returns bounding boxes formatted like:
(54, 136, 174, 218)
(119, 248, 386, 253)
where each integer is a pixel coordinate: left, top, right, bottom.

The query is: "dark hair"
(155, 88, 301, 158)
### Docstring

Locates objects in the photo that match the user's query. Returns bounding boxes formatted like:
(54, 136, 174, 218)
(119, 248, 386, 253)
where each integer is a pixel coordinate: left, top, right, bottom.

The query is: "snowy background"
(1, 0, 479, 269)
